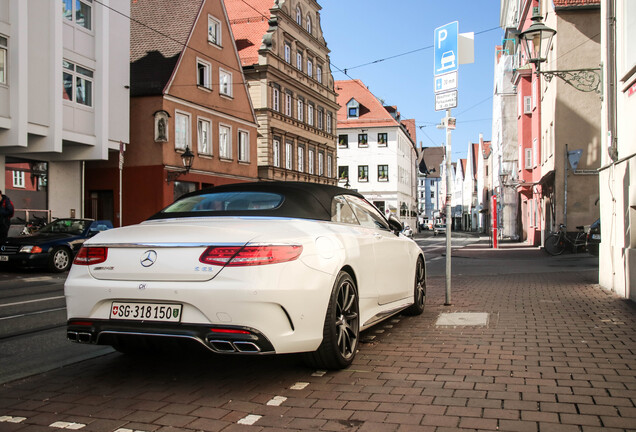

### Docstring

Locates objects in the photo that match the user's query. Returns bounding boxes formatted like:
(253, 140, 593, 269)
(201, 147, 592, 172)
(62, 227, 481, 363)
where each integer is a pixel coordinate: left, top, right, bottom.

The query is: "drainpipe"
(564, 144, 568, 228)
(606, 0, 618, 161)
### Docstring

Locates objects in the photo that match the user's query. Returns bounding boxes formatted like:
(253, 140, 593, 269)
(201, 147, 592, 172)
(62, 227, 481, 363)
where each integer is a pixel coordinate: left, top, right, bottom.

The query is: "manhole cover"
(436, 312, 489, 326)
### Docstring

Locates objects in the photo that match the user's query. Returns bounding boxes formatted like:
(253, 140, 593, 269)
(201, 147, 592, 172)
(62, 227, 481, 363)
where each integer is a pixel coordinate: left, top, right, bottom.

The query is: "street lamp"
(166, 146, 195, 182)
(519, 10, 601, 94)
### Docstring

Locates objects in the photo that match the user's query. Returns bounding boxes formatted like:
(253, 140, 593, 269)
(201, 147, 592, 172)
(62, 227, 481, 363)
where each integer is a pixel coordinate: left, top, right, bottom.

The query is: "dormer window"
(347, 99, 359, 119)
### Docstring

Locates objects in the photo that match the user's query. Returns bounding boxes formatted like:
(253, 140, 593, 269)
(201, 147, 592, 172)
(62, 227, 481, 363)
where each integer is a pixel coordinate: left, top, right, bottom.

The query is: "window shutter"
(523, 96, 532, 114)
(525, 148, 532, 169)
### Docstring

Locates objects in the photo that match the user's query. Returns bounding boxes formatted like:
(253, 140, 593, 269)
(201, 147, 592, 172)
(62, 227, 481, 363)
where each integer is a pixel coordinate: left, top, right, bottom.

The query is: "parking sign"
(434, 21, 458, 76)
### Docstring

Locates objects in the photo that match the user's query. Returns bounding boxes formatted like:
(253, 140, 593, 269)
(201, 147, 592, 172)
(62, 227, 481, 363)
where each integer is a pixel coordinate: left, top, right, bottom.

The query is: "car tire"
(305, 271, 359, 370)
(403, 256, 426, 316)
(49, 247, 72, 272)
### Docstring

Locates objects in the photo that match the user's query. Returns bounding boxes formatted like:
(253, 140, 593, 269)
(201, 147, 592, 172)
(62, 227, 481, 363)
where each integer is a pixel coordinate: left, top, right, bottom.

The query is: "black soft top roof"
(147, 181, 366, 221)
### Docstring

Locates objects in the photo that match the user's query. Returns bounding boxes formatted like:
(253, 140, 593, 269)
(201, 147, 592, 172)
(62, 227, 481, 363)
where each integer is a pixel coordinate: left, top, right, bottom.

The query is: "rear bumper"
(67, 320, 276, 354)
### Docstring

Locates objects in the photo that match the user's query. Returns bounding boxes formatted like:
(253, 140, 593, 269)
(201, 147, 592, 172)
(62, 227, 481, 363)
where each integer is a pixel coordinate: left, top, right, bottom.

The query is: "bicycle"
(544, 224, 587, 256)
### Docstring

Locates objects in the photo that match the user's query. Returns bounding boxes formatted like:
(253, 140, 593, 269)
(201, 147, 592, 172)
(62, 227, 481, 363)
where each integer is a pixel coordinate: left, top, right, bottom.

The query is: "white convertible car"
(65, 182, 426, 369)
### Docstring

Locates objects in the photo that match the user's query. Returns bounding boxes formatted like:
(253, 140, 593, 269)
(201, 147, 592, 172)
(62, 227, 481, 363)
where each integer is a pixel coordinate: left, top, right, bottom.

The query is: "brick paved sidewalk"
(0, 260, 634, 431)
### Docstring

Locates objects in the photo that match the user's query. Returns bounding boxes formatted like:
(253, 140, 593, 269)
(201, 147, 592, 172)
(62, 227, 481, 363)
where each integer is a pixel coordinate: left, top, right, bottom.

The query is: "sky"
(319, 0, 504, 162)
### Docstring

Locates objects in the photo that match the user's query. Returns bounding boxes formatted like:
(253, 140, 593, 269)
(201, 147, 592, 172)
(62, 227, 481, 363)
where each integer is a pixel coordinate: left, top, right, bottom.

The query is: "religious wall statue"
(154, 110, 170, 142)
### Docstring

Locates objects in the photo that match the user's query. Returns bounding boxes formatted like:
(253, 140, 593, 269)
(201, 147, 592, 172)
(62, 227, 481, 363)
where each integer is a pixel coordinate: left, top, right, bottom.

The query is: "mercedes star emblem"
(140, 250, 157, 267)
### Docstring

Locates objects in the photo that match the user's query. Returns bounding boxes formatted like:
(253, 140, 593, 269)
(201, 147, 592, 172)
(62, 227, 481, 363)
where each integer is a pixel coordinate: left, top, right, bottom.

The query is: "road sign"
(434, 21, 458, 76)
(435, 91, 457, 111)
(434, 71, 458, 93)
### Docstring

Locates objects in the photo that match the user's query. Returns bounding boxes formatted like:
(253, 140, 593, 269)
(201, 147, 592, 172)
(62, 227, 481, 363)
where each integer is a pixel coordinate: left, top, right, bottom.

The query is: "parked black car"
(0, 218, 113, 272)
(586, 218, 600, 256)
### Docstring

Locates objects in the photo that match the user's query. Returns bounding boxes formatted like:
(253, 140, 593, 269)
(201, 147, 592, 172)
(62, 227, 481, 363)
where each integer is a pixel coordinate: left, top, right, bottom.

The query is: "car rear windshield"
(160, 192, 284, 214)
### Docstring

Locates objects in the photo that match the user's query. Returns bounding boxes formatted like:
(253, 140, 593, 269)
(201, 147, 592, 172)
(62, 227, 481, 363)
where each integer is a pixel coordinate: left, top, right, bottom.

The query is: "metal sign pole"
(445, 109, 452, 306)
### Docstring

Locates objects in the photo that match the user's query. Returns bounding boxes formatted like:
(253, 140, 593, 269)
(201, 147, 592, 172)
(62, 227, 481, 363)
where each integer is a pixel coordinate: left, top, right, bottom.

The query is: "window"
(296, 51, 303, 71)
(307, 58, 313, 77)
(63, 60, 93, 107)
(297, 98, 304, 122)
(377, 133, 388, 146)
(316, 65, 322, 84)
(317, 108, 324, 130)
(296, 6, 302, 25)
(307, 104, 314, 126)
(13, 171, 25, 188)
(238, 130, 249, 162)
(338, 166, 349, 182)
(308, 148, 315, 174)
(327, 155, 333, 178)
(208, 16, 221, 45)
(345, 195, 390, 231)
(284, 42, 291, 63)
(219, 69, 232, 97)
(318, 152, 324, 176)
(175, 112, 190, 150)
(331, 196, 357, 225)
(306, 14, 312, 34)
(525, 148, 532, 169)
(298, 145, 305, 172)
(326, 112, 332, 133)
(285, 91, 292, 116)
(523, 96, 532, 114)
(197, 118, 211, 155)
(358, 134, 368, 147)
(219, 125, 231, 159)
(285, 141, 293, 170)
(63, 0, 92, 31)
(347, 99, 359, 118)
(0, 36, 6, 84)
(378, 165, 388, 181)
(358, 165, 368, 182)
(273, 138, 281, 167)
(197, 59, 211, 90)
(272, 85, 280, 112)
(338, 135, 348, 148)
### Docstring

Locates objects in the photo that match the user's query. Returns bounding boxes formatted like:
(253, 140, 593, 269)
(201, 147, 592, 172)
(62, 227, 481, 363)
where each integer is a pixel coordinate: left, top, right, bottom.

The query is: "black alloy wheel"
(305, 271, 359, 370)
(49, 247, 72, 272)
(404, 256, 426, 316)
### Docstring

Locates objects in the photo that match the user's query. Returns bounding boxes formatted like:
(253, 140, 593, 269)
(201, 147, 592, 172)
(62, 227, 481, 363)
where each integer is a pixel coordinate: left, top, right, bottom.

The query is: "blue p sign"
(434, 22, 458, 76)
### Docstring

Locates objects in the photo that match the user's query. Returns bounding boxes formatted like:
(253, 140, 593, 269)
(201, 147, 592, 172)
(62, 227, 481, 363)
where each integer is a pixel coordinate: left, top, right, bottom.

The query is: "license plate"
(591, 234, 600, 240)
(110, 302, 182, 322)
(0, 255, 7, 262)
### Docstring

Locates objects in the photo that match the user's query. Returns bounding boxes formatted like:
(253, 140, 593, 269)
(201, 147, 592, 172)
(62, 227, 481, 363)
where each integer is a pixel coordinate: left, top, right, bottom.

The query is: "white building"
(335, 80, 418, 229)
(599, 0, 636, 300)
(0, 0, 129, 219)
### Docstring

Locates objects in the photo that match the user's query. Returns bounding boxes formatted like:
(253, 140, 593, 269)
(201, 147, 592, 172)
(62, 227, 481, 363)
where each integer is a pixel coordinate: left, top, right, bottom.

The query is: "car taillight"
(74, 247, 108, 265)
(199, 244, 302, 266)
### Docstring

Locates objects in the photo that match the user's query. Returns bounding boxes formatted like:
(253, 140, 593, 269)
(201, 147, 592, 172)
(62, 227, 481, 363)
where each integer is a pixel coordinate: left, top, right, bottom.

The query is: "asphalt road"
(0, 271, 113, 385)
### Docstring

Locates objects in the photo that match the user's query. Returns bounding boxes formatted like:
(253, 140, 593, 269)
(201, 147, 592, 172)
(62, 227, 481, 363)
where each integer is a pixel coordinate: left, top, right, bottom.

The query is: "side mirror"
(387, 214, 403, 235)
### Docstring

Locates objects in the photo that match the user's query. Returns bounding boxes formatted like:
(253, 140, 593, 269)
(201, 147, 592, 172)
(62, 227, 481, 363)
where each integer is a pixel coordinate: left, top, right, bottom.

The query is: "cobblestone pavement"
(0, 245, 634, 431)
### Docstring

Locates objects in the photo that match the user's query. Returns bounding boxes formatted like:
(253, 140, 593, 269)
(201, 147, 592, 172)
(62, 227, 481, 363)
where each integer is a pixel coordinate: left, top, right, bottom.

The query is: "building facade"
(225, 0, 339, 184)
(418, 146, 444, 228)
(598, 0, 636, 300)
(85, 0, 259, 226)
(0, 0, 129, 220)
(502, 0, 601, 246)
(335, 79, 418, 229)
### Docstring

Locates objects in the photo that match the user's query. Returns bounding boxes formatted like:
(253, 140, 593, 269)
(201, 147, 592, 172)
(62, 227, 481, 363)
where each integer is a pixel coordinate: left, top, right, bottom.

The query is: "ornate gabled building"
(85, 0, 259, 225)
(225, 0, 339, 184)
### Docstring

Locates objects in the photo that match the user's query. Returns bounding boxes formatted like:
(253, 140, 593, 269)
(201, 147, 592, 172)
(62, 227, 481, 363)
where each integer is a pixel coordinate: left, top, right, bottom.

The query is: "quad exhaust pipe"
(67, 331, 93, 343)
(207, 339, 261, 353)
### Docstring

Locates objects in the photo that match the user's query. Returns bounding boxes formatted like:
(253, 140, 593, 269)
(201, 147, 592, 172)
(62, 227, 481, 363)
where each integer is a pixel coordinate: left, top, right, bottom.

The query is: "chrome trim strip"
(86, 242, 245, 248)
